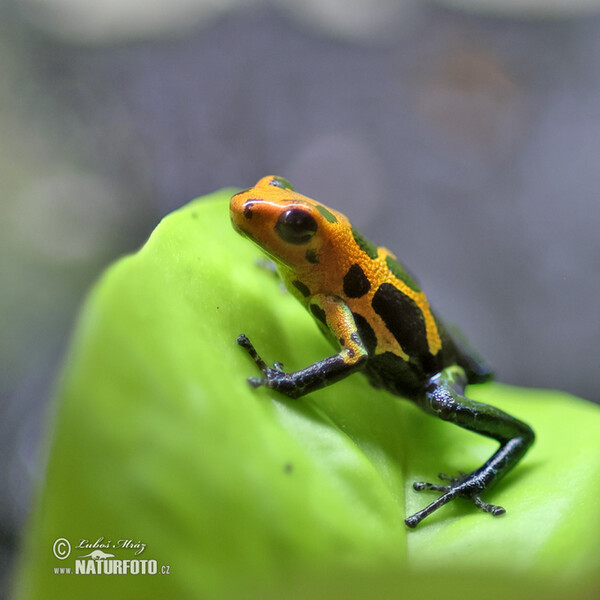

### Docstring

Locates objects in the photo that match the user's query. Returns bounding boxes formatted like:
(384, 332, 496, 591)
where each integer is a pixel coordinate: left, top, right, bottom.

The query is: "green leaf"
(15, 189, 600, 600)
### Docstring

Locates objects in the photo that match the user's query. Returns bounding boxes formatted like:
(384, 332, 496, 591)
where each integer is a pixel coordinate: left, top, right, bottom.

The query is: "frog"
(229, 175, 534, 528)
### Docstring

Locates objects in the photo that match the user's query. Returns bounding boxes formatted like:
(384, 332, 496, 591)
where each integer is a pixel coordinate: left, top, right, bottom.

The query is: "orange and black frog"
(230, 175, 534, 529)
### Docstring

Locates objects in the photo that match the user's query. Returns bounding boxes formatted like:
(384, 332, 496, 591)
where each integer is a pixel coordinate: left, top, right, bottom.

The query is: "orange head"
(230, 176, 352, 275)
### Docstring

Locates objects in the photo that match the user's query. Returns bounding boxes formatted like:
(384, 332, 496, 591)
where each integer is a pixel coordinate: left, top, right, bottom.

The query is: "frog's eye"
(275, 209, 317, 245)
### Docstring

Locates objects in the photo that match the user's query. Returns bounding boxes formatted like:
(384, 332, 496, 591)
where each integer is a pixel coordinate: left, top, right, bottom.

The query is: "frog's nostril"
(243, 201, 254, 220)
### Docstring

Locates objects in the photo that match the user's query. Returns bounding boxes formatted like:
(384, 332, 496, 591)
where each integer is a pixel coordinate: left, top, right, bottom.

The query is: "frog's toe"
(413, 481, 450, 493)
(236, 333, 251, 347)
(406, 471, 506, 528)
(237, 334, 261, 361)
(412, 471, 462, 492)
(247, 376, 266, 388)
(472, 495, 505, 516)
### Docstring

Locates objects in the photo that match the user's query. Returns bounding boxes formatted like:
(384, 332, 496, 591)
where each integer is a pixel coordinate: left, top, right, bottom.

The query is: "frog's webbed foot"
(405, 471, 505, 529)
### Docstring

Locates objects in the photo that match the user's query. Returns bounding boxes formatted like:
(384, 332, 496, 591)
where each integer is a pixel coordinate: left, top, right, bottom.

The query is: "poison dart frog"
(230, 175, 534, 528)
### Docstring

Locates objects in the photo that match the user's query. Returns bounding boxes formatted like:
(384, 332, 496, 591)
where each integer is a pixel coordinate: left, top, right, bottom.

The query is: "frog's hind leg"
(405, 366, 534, 528)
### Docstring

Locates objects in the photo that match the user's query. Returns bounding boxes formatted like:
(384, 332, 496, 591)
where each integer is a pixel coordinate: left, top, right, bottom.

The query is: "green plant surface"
(15, 190, 600, 600)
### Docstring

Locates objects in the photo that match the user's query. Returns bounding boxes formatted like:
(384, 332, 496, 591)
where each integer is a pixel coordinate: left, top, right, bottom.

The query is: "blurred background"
(1, 0, 600, 594)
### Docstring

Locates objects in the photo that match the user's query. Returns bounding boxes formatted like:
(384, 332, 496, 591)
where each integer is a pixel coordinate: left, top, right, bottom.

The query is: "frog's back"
(360, 301, 493, 398)
(332, 248, 493, 397)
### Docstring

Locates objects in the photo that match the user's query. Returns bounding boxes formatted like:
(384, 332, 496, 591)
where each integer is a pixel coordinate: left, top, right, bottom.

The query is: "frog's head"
(230, 176, 349, 271)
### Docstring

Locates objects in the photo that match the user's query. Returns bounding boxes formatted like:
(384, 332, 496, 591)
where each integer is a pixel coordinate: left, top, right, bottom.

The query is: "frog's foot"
(236, 334, 288, 390)
(405, 471, 505, 529)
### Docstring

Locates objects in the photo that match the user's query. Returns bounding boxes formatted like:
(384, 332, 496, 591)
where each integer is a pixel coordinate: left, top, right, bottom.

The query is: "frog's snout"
(231, 192, 263, 241)
(229, 191, 248, 233)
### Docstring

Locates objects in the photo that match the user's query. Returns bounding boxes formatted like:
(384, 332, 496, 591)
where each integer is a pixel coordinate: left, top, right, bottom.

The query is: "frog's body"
(230, 175, 534, 528)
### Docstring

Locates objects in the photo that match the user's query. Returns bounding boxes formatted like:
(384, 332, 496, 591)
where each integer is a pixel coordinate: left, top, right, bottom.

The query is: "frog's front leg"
(405, 366, 534, 528)
(237, 295, 368, 399)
